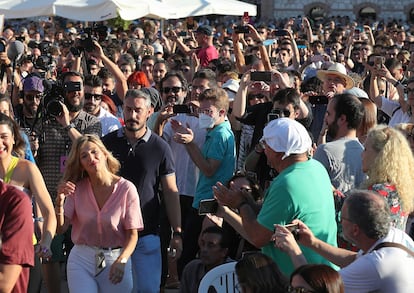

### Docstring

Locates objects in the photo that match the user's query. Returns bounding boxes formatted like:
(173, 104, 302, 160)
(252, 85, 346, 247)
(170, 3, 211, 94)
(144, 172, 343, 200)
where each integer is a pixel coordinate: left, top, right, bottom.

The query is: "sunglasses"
(287, 286, 315, 293)
(162, 86, 182, 94)
(25, 93, 43, 101)
(84, 93, 102, 100)
(271, 108, 291, 117)
(247, 93, 265, 100)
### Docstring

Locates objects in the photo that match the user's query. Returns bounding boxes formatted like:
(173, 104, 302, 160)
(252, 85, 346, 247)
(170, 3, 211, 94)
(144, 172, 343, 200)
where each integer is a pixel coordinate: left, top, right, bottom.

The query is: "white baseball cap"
(262, 118, 312, 160)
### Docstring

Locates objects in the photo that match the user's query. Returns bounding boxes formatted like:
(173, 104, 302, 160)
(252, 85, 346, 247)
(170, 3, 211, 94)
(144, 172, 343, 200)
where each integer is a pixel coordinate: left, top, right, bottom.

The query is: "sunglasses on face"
(25, 93, 43, 101)
(288, 286, 315, 293)
(247, 93, 265, 100)
(162, 86, 182, 94)
(271, 108, 291, 117)
(84, 93, 102, 100)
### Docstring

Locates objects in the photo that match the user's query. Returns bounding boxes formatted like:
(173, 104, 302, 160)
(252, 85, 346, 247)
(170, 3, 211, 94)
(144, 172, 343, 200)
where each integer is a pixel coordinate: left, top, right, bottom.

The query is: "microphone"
(7, 40, 24, 63)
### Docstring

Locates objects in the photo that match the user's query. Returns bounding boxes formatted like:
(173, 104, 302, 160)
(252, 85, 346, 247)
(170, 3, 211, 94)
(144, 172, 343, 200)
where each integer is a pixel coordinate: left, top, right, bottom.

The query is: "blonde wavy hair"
(62, 134, 120, 183)
(362, 125, 414, 213)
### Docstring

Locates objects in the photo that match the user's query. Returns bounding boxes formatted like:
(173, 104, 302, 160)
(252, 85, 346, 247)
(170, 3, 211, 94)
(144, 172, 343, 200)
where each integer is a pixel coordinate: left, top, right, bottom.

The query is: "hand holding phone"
(198, 199, 218, 215)
(234, 26, 250, 34)
(283, 223, 300, 240)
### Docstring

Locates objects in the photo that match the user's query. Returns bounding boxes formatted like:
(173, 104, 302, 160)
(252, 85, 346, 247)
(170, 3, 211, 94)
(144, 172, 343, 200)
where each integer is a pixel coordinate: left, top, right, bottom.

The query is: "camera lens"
(47, 100, 63, 117)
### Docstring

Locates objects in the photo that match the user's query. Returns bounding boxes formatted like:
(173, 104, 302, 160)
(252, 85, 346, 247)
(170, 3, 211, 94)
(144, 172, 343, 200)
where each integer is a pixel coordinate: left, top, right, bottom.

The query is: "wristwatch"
(172, 231, 183, 238)
(64, 123, 75, 131)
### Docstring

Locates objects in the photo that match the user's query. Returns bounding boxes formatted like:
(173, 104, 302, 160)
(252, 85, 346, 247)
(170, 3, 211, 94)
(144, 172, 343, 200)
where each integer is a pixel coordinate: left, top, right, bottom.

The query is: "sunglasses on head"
(162, 86, 182, 94)
(84, 93, 102, 100)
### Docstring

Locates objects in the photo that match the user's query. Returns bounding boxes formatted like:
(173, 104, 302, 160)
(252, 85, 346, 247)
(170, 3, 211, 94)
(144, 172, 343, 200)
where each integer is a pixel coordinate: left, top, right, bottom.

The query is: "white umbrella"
(0, 0, 55, 19)
(0, 0, 176, 20)
(159, 0, 257, 18)
(54, 0, 176, 21)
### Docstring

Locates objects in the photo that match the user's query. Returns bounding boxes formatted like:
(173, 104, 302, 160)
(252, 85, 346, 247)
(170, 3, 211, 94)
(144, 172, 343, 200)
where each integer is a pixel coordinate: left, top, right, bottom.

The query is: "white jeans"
(67, 245, 133, 293)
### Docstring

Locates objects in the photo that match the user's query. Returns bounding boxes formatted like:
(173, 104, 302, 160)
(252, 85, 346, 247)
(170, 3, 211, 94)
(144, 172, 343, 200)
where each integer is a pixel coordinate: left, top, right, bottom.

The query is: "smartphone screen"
(198, 199, 218, 215)
(309, 95, 329, 105)
(173, 104, 191, 114)
(251, 71, 272, 82)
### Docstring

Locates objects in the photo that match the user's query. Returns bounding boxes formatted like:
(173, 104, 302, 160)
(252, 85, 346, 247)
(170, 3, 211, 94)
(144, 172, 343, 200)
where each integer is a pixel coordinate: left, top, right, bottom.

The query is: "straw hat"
(317, 63, 354, 89)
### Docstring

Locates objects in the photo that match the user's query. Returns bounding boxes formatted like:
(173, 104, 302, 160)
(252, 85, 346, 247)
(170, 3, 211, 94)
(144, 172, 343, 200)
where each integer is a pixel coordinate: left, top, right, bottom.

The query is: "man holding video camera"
(37, 71, 101, 293)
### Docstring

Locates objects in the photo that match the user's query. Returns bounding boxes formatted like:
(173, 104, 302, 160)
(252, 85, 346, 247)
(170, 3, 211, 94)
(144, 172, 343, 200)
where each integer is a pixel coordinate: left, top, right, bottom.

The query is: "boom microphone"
(7, 40, 24, 62)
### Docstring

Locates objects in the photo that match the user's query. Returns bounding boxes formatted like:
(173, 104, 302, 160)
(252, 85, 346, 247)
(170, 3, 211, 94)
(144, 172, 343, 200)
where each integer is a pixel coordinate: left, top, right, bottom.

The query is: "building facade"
(258, 0, 414, 22)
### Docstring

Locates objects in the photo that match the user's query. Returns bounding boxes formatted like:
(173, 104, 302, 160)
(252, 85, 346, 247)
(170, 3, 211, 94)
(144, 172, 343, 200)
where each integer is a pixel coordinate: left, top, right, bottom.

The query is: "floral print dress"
(369, 183, 408, 230)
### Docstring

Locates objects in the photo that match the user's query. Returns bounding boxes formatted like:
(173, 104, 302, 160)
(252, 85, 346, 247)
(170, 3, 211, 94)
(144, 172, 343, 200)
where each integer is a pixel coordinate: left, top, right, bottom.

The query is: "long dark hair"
(290, 264, 344, 293)
(236, 252, 289, 293)
(0, 112, 26, 158)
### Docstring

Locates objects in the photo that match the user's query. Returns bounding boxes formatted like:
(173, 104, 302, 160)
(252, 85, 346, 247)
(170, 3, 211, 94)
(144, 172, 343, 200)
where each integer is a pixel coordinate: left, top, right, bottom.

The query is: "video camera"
(42, 79, 65, 118)
(78, 25, 108, 52)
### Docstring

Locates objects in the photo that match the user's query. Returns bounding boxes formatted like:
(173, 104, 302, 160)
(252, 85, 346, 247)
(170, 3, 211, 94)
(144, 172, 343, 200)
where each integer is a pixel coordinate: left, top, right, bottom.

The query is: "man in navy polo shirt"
(103, 89, 182, 293)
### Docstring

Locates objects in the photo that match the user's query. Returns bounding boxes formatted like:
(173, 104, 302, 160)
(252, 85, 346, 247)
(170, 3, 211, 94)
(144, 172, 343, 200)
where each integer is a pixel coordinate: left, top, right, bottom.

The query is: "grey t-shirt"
(314, 137, 365, 193)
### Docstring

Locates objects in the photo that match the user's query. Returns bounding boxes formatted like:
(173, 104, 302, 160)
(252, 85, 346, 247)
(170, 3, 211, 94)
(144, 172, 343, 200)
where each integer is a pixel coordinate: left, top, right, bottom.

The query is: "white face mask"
(198, 113, 215, 129)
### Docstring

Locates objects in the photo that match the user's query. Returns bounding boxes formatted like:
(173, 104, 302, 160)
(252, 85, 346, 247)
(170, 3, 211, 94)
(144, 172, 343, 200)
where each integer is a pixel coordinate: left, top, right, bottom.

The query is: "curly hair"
(362, 125, 414, 213)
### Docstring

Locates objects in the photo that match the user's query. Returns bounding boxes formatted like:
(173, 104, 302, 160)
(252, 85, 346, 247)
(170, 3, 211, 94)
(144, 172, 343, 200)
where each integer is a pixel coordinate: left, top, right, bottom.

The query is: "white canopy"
(0, 0, 256, 20)
(162, 0, 257, 18)
(0, 0, 175, 21)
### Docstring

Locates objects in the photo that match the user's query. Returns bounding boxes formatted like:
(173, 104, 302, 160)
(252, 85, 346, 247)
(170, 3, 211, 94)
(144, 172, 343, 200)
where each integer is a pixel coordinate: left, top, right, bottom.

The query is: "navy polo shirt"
(103, 128, 176, 236)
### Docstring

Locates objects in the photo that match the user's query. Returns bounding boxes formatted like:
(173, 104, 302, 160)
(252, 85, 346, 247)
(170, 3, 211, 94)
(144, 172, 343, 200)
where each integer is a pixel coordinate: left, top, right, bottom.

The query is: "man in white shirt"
(275, 189, 414, 293)
(83, 74, 121, 136)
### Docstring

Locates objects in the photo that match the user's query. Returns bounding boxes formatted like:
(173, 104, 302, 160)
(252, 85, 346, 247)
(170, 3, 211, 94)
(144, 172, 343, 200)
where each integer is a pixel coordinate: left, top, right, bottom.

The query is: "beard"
(23, 102, 38, 117)
(84, 103, 98, 114)
(327, 119, 339, 139)
(65, 97, 84, 113)
(124, 119, 145, 132)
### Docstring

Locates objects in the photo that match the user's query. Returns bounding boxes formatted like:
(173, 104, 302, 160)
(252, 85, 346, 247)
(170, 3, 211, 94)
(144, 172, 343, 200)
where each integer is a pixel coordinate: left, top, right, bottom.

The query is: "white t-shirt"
(381, 97, 411, 127)
(97, 107, 122, 136)
(162, 114, 206, 197)
(340, 227, 414, 293)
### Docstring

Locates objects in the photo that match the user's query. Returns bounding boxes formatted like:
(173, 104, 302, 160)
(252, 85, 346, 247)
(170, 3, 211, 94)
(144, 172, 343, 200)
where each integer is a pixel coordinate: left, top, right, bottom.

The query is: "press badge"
(95, 251, 106, 276)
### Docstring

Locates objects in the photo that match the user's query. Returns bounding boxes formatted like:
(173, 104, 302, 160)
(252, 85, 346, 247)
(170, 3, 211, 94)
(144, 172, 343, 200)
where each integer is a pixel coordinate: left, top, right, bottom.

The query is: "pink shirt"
(64, 177, 144, 247)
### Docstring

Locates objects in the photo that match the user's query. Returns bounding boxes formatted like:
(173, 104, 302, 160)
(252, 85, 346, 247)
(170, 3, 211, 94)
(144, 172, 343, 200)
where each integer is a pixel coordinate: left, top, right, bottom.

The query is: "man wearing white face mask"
(172, 87, 236, 276)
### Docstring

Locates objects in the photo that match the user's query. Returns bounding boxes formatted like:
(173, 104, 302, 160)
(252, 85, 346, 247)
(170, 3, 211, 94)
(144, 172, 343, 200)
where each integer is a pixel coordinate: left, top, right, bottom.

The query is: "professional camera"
(79, 29, 95, 52)
(43, 80, 65, 117)
(34, 55, 53, 71)
(78, 25, 108, 52)
(39, 41, 52, 55)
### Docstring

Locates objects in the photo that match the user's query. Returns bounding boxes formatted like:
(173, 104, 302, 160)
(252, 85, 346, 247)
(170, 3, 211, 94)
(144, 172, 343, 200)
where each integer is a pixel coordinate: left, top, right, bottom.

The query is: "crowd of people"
(1, 12, 414, 293)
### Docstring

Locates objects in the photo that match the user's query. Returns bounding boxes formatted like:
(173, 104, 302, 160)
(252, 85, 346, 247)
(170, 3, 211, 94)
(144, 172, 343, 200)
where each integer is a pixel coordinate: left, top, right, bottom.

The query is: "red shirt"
(197, 45, 218, 67)
(0, 181, 34, 293)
